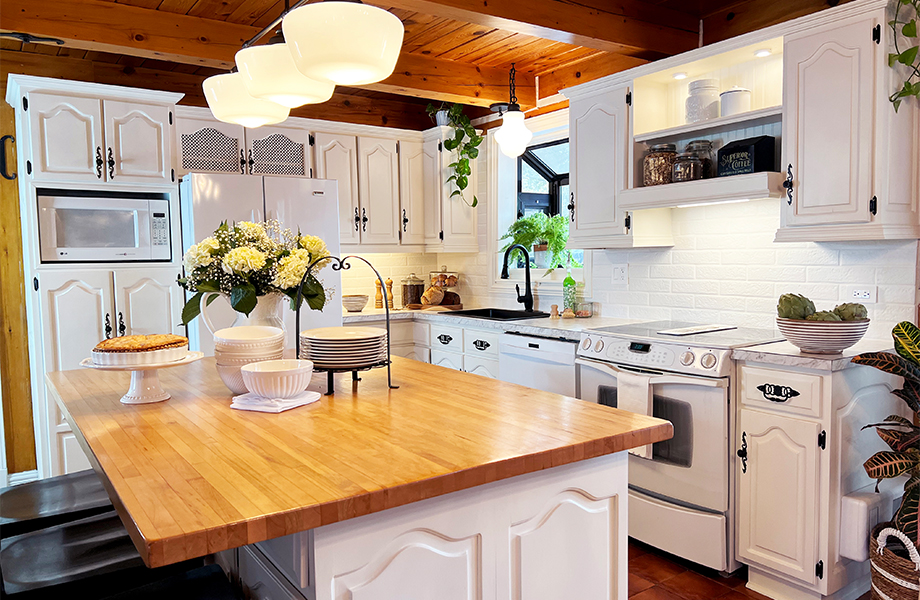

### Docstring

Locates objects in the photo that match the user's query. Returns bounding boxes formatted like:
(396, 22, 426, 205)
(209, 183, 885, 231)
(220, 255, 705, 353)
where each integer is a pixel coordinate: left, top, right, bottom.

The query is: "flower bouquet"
(179, 220, 332, 325)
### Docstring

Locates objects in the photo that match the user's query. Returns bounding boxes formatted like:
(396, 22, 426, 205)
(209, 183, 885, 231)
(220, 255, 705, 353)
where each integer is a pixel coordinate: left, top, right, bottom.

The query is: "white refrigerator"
(180, 173, 342, 356)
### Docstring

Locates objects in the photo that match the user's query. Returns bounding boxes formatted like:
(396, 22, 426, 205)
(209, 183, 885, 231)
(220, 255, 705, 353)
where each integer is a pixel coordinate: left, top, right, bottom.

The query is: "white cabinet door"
(27, 93, 104, 183)
(440, 139, 478, 252)
(246, 124, 312, 177)
(113, 268, 184, 337)
(176, 115, 245, 176)
(782, 15, 876, 226)
(391, 345, 430, 363)
(103, 100, 172, 184)
(738, 409, 820, 585)
(430, 349, 462, 371)
(315, 132, 360, 245)
(463, 355, 498, 379)
(398, 139, 426, 246)
(358, 136, 400, 245)
(568, 84, 630, 245)
(422, 136, 443, 246)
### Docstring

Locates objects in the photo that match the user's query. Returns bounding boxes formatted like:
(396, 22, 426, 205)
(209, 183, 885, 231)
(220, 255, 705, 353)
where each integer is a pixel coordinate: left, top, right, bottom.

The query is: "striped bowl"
(776, 317, 869, 354)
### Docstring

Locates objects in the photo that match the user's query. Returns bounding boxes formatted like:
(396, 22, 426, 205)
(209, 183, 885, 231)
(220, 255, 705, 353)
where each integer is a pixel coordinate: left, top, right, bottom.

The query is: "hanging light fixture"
(202, 72, 290, 128)
(283, 1, 404, 86)
(490, 64, 532, 158)
(236, 40, 335, 108)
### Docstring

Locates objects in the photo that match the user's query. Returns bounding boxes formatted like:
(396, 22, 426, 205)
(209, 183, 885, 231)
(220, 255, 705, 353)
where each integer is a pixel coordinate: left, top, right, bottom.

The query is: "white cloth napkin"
(231, 391, 321, 413)
(616, 370, 654, 459)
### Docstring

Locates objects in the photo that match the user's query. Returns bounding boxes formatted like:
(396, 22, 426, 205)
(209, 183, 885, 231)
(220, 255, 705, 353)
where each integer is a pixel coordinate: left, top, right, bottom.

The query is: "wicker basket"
(869, 524, 920, 600)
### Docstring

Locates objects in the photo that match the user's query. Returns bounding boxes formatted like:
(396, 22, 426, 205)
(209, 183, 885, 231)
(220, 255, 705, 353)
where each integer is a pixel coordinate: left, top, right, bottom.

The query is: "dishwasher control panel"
(577, 333, 732, 377)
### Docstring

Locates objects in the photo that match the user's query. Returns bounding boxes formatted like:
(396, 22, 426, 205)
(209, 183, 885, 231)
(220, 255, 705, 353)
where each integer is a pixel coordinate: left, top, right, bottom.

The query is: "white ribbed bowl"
(777, 318, 869, 354)
(215, 364, 248, 394)
(241, 359, 314, 399)
(213, 326, 285, 352)
(342, 295, 369, 312)
(214, 351, 284, 367)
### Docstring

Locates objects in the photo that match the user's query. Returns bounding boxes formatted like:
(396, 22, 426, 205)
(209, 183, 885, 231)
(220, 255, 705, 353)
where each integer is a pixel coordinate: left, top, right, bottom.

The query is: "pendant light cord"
(509, 63, 517, 105)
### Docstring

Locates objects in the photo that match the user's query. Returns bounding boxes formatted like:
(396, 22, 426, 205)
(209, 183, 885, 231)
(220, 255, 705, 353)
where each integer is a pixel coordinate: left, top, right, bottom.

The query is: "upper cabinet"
(356, 136, 400, 245)
(247, 125, 313, 177)
(102, 100, 172, 184)
(314, 131, 360, 245)
(397, 139, 427, 246)
(776, 10, 920, 241)
(422, 126, 478, 253)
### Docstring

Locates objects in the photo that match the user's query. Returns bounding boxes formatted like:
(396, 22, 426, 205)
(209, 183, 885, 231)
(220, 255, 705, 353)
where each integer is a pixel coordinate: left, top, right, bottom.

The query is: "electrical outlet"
(611, 264, 628, 285)
(844, 285, 878, 303)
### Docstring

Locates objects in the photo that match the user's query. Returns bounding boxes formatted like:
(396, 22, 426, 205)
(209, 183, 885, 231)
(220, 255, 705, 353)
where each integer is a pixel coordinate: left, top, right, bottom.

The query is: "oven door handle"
(575, 357, 728, 388)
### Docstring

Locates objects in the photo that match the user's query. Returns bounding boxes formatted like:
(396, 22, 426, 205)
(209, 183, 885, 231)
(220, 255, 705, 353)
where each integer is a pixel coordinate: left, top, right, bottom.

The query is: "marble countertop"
(732, 338, 894, 371)
(342, 307, 637, 341)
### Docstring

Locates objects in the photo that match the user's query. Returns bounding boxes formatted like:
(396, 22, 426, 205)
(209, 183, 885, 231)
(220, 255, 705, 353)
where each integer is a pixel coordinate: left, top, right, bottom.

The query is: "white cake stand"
(80, 352, 204, 405)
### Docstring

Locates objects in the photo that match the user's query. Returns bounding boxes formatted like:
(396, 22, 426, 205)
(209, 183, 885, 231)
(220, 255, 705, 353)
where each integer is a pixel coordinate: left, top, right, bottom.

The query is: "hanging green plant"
(888, 0, 920, 111)
(500, 212, 581, 275)
(426, 102, 482, 207)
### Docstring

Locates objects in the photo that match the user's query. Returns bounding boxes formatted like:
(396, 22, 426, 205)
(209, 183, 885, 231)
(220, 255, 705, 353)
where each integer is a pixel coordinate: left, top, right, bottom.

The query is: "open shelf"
(634, 106, 783, 144)
(619, 171, 786, 210)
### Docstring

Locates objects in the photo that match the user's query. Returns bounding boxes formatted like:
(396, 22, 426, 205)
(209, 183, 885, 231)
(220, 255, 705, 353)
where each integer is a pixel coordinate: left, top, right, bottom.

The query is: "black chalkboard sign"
(717, 135, 776, 177)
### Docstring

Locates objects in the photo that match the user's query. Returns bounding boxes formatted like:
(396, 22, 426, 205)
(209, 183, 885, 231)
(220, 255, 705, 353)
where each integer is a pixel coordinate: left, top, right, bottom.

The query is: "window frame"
(516, 138, 570, 219)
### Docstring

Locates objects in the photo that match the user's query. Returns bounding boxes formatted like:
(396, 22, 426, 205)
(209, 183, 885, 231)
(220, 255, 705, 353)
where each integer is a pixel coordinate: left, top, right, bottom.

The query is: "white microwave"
(37, 190, 172, 263)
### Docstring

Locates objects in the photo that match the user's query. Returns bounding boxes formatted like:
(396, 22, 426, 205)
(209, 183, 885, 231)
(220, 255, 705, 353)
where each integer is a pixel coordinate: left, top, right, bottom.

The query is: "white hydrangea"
(300, 235, 330, 268)
(221, 247, 267, 274)
(183, 237, 220, 271)
(272, 248, 311, 289)
(236, 221, 268, 241)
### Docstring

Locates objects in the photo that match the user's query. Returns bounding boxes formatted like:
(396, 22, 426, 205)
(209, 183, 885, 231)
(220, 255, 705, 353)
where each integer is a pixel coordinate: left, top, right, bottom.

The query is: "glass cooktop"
(586, 320, 784, 349)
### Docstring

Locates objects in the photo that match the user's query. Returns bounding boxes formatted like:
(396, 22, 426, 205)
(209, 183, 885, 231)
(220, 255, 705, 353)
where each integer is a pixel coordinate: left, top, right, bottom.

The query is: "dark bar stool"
(0, 470, 112, 539)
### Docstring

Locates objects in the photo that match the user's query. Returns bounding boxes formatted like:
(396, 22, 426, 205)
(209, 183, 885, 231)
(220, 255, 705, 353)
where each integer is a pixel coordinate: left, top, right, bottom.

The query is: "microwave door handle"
(575, 357, 728, 388)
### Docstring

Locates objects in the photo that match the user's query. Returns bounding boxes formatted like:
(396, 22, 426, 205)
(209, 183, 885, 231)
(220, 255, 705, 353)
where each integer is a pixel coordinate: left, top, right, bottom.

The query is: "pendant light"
(490, 64, 532, 158)
(236, 38, 335, 108)
(283, 1, 404, 86)
(202, 72, 290, 128)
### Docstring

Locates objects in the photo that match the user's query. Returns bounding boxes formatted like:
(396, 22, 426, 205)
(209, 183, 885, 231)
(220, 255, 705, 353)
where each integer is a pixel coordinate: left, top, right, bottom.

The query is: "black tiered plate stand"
(294, 255, 398, 395)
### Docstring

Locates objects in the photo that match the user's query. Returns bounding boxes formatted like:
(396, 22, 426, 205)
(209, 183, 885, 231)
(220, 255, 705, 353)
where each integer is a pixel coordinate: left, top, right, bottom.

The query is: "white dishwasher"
(498, 333, 578, 396)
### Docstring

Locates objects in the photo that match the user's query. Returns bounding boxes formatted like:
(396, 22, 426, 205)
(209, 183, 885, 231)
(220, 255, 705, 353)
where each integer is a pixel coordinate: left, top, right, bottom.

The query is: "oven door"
(577, 357, 729, 512)
(38, 195, 157, 262)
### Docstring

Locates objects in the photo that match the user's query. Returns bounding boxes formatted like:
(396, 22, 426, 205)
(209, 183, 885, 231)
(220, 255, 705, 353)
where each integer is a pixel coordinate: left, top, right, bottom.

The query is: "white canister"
(685, 79, 720, 123)
(720, 86, 752, 116)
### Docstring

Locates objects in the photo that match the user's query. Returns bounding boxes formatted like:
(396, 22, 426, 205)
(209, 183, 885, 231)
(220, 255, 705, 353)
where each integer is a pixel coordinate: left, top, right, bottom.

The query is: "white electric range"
(575, 321, 783, 573)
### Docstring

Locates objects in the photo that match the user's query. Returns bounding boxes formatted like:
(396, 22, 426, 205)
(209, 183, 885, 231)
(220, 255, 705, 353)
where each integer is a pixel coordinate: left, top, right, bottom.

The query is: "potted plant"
(851, 321, 920, 597)
(426, 102, 482, 207)
(888, 0, 920, 112)
(500, 212, 580, 274)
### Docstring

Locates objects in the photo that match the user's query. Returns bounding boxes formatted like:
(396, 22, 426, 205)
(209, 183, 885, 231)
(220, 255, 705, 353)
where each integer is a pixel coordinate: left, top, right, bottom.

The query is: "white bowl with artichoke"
(776, 294, 869, 354)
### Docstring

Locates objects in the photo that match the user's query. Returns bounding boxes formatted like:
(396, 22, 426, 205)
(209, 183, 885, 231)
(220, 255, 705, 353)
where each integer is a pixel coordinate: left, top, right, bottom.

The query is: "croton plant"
(852, 321, 920, 546)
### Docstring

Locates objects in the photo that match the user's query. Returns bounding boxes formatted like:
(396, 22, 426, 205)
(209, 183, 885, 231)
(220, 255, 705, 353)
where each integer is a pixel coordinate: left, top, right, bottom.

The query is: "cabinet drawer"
(430, 349, 462, 371)
(463, 355, 499, 379)
(430, 324, 463, 352)
(463, 328, 500, 358)
(740, 365, 823, 418)
(239, 545, 306, 600)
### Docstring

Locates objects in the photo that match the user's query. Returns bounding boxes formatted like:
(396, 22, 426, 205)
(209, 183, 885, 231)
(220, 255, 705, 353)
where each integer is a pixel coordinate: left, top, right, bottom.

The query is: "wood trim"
(702, 0, 856, 45)
(537, 53, 649, 98)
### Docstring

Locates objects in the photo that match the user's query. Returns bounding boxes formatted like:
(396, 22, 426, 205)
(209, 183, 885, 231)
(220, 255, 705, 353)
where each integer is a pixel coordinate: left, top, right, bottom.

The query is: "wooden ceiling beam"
(370, 0, 700, 57)
(701, 0, 855, 45)
(537, 53, 650, 99)
(0, 0, 534, 108)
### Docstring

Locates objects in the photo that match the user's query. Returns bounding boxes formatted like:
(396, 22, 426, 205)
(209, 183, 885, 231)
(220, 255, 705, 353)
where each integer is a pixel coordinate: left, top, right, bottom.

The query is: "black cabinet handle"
(240, 149, 246, 174)
(361, 208, 368, 232)
(247, 149, 254, 174)
(0, 135, 16, 180)
(783, 164, 793, 205)
(117, 312, 126, 336)
(403, 209, 409, 232)
(737, 432, 748, 473)
(95, 146, 103, 179)
(567, 192, 575, 222)
(354, 207, 360, 231)
(437, 334, 452, 345)
(104, 313, 112, 339)
(106, 147, 115, 179)
(473, 340, 490, 351)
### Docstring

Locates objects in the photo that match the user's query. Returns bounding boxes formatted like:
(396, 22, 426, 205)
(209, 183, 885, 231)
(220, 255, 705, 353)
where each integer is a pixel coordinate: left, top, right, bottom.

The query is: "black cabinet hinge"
(624, 213, 632, 232)
(309, 134, 315, 146)
(869, 196, 877, 216)
(33, 277, 39, 291)
(439, 230, 444, 241)
(818, 430, 826, 450)
(22, 97, 28, 111)
(171, 168, 175, 182)
(26, 160, 32, 175)
(438, 141, 443, 152)
(872, 24, 881, 44)
(168, 111, 173, 125)
(626, 91, 632, 106)
(815, 560, 824, 579)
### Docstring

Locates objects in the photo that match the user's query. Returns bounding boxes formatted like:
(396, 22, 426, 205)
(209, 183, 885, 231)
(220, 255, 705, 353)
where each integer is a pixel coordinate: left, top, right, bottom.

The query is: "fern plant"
(500, 213, 581, 274)
(426, 102, 482, 207)
(852, 321, 920, 546)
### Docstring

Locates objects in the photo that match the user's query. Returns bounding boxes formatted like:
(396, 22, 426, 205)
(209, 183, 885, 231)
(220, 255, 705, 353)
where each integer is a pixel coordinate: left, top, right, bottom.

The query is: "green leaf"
(899, 45, 919, 66)
(181, 292, 203, 325)
(894, 98, 903, 112)
(456, 175, 468, 190)
(230, 283, 257, 316)
(893, 483, 920, 546)
(471, 196, 478, 207)
(864, 450, 919, 479)
(904, 19, 918, 37)
(852, 351, 920, 382)
(298, 275, 326, 311)
(466, 147, 479, 159)
(893, 379, 920, 413)
(891, 52, 903, 67)
(196, 280, 221, 293)
(894, 321, 920, 366)
(450, 190, 461, 197)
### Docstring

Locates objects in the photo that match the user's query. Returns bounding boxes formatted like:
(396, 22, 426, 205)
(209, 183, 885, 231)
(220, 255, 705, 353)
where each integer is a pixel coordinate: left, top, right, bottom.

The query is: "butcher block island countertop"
(46, 356, 671, 576)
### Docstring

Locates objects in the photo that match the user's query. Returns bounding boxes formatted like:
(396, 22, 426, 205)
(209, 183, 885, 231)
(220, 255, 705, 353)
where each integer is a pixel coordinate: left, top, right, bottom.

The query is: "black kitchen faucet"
(500, 243, 534, 312)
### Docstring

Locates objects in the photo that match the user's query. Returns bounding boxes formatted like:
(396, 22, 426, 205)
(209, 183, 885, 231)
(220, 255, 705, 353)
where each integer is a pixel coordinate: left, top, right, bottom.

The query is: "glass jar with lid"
(685, 140, 714, 179)
(685, 79, 720, 123)
(642, 143, 677, 187)
(401, 273, 425, 307)
(672, 153, 703, 182)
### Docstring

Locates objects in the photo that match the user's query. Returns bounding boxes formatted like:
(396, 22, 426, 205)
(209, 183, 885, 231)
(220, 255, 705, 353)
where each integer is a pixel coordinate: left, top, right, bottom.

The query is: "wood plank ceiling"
(0, 0, 851, 128)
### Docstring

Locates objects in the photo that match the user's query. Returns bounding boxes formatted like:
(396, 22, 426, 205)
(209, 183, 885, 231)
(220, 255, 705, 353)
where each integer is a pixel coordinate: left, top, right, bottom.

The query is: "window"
(517, 139, 569, 218)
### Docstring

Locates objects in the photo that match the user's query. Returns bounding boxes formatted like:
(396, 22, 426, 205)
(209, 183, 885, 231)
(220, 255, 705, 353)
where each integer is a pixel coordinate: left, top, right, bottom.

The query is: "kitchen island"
(45, 356, 672, 599)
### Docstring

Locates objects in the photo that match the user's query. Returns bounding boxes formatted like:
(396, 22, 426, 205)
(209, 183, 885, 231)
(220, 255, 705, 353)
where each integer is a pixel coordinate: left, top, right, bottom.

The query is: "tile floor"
(627, 538, 872, 600)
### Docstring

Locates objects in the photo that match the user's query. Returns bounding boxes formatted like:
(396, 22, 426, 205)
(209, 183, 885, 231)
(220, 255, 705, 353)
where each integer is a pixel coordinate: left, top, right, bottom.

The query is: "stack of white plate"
(213, 326, 285, 393)
(300, 326, 388, 370)
(776, 318, 870, 354)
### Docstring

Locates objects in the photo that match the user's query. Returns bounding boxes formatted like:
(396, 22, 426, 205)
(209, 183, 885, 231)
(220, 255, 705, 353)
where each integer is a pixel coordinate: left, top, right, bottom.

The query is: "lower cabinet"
(239, 545, 307, 600)
(430, 348, 462, 371)
(429, 324, 500, 379)
(355, 318, 429, 363)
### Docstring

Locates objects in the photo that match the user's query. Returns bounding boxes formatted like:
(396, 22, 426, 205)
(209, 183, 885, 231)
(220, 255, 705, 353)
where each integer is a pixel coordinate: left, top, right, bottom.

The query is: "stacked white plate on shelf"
(213, 326, 285, 394)
(300, 326, 388, 370)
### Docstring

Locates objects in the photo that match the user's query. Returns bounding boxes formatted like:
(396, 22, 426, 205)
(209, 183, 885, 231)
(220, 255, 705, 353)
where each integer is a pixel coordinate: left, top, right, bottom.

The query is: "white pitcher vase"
(199, 292, 286, 334)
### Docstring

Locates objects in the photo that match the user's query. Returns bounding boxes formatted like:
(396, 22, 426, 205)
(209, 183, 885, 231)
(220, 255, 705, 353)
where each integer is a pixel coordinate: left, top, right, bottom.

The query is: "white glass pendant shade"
(494, 110, 532, 158)
(203, 72, 289, 128)
(283, 2, 404, 86)
(235, 44, 335, 108)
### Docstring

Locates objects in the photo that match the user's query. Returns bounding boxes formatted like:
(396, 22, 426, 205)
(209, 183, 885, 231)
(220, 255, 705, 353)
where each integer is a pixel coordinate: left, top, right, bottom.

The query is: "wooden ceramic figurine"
(385, 278, 394, 309)
(550, 304, 560, 319)
(375, 280, 383, 309)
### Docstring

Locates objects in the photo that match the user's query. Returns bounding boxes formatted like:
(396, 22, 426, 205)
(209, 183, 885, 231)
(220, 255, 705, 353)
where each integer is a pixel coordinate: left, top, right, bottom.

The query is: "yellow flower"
(222, 247, 267, 274)
(272, 248, 311, 289)
(299, 235, 330, 268)
(236, 221, 268, 241)
(183, 237, 219, 271)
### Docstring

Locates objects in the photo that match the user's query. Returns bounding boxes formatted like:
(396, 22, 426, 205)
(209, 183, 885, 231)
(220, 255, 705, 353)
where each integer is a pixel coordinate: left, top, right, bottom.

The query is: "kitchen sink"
(443, 308, 550, 321)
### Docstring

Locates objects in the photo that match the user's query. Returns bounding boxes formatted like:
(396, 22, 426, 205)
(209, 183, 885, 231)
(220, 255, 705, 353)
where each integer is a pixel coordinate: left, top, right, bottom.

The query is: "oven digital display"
(628, 342, 651, 353)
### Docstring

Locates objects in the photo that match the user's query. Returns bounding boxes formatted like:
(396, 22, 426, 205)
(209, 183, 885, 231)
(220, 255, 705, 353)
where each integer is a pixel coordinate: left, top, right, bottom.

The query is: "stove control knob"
(679, 351, 695, 366)
(700, 353, 718, 370)
(582, 337, 592, 351)
(594, 340, 605, 353)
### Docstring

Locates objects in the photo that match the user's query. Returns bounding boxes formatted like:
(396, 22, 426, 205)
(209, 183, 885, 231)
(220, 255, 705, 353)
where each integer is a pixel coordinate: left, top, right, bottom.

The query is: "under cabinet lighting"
(676, 198, 752, 209)
(754, 49, 773, 58)
(672, 72, 688, 80)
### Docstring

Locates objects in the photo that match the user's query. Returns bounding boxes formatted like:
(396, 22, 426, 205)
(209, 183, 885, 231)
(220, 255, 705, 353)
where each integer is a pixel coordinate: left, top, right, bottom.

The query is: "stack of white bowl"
(213, 326, 285, 394)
